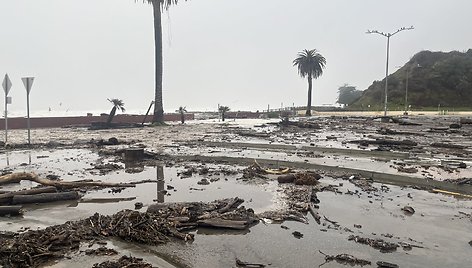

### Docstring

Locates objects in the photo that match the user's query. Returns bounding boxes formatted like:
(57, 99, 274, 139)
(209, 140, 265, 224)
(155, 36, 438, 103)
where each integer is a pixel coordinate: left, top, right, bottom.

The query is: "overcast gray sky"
(1, 0, 471, 116)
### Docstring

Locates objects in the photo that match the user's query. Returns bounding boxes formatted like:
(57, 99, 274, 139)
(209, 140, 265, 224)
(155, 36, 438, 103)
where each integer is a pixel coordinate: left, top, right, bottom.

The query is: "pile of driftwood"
(147, 197, 258, 230)
(0, 197, 256, 267)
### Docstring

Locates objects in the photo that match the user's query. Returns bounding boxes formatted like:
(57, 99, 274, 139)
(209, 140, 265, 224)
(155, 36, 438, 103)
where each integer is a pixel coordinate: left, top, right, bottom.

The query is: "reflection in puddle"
(156, 165, 165, 203)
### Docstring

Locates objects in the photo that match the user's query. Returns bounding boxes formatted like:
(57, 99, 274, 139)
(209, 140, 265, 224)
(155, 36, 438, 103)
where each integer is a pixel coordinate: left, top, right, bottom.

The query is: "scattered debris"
(277, 172, 320, 185)
(443, 178, 472, 186)
(397, 166, 418, 174)
(319, 250, 371, 267)
(376, 261, 399, 268)
(401, 206, 415, 215)
(241, 161, 290, 181)
(197, 178, 210, 185)
(0, 198, 256, 267)
(84, 247, 118, 256)
(280, 119, 322, 129)
(91, 163, 123, 174)
(348, 235, 399, 252)
(92, 255, 152, 268)
(134, 202, 143, 209)
(236, 258, 266, 268)
(292, 231, 304, 239)
(349, 177, 377, 192)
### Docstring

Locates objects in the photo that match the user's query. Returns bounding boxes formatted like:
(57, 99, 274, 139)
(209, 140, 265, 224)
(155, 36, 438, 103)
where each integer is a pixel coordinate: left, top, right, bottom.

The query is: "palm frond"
(107, 98, 125, 111)
(218, 106, 230, 112)
(138, 0, 187, 10)
(293, 49, 326, 79)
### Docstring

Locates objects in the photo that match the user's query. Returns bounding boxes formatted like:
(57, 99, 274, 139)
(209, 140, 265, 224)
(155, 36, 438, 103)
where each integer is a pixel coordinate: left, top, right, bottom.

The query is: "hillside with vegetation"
(350, 49, 472, 110)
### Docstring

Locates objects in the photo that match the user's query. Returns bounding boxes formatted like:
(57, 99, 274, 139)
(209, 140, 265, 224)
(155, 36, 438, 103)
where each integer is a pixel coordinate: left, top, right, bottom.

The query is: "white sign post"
(2, 74, 12, 145)
(22, 77, 35, 145)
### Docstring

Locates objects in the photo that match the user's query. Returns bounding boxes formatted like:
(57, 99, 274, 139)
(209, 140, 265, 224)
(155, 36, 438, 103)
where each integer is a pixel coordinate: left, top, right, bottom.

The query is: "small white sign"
(2, 74, 12, 95)
(22, 77, 35, 94)
(6, 96, 12, 104)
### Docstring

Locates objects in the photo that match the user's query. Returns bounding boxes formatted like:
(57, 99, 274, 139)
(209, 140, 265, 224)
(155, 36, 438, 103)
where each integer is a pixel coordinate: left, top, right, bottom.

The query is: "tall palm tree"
(293, 49, 326, 116)
(219, 106, 230, 122)
(106, 98, 126, 124)
(177, 106, 187, 124)
(140, 0, 188, 124)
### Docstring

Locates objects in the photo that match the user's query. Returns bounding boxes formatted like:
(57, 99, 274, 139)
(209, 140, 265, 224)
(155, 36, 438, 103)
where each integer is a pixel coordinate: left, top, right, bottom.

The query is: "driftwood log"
(0, 205, 23, 216)
(0, 186, 57, 204)
(11, 191, 80, 205)
(197, 219, 250, 230)
(0, 172, 136, 189)
(80, 197, 136, 203)
(350, 139, 417, 146)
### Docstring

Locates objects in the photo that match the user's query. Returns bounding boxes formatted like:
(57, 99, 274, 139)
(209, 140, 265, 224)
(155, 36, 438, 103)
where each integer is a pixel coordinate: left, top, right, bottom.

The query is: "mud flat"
(0, 115, 471, 267)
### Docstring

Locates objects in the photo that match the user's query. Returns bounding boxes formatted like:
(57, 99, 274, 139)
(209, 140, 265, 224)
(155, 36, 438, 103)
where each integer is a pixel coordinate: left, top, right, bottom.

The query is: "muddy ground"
(0, 115, 471, 268)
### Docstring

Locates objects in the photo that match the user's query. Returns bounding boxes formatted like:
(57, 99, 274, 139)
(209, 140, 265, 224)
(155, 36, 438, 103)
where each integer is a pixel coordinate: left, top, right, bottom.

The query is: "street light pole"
(367, 26, 414, 117)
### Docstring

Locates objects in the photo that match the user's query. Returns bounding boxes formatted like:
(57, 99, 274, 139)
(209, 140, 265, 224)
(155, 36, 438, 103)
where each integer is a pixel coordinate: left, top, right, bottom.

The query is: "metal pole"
(26, 79, 31, 145)
(4, 97, 6, 144)
(383, 35, 390, 117)
(142, 100, 154, 125)
(366, 26, 414, 117)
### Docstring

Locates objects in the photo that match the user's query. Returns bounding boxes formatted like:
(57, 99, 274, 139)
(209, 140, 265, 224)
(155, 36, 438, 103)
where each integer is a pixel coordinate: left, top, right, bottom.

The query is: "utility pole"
(367, 26, 414, 117)
(404, 64, 421, 115)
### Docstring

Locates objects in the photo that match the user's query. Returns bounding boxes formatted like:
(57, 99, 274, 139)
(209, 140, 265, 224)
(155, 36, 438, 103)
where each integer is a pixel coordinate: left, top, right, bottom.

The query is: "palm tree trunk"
(152, 2, 164, 124)
(306, 75, 312, 116)
(222, 112, 225, 122)
(180, 113, 185, 124)
(107, 106, 117, 125)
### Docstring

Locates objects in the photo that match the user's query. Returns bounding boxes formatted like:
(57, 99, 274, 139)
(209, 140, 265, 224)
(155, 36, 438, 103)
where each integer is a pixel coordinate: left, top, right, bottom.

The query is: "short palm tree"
(139, 0, 188, 124)
(106, 98, 126, 124)
(219, 106, 230, 122)
(293, 49, 326, 116)
(177, 106, 187, 124)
